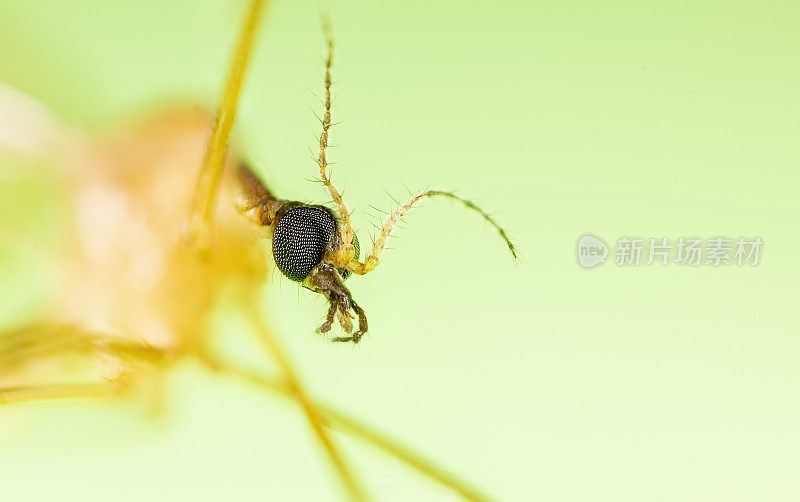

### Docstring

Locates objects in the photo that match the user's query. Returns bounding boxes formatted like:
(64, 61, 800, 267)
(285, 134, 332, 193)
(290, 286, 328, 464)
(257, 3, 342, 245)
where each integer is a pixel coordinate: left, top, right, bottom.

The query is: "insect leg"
(0, 323, 164, 366)
(0, 323, 168, 404)
(244, 306, 370, 501)
(189, 0, 268, 248)
(331, 300, 367, 344)
(0, 381, 126, 406)
(335, 307, 354, 334)
(306, 263, 367, 340)
(0, 324, 170, 407)
(317, 294, 340, 334)
(208, 360, 494, 502)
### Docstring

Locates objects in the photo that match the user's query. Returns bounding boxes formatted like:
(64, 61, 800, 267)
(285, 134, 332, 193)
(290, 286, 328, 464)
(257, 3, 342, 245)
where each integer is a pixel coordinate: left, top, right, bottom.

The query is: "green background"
(1, 0, 799, 500)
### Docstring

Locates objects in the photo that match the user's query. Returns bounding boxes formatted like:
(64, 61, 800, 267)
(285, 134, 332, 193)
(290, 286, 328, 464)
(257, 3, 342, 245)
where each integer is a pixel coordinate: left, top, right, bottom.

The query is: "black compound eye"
(272, 206, 335, 282)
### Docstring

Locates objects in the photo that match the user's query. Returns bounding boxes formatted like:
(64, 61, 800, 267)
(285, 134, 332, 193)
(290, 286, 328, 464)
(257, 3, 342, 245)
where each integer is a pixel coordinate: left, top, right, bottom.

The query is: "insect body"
(0, 2, 510, 500)
(236, 24, 517, 344)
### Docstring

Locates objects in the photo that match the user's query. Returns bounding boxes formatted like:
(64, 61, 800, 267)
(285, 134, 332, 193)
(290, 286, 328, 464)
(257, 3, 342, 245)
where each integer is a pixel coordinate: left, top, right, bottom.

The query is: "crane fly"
(0, 1, 514, 500)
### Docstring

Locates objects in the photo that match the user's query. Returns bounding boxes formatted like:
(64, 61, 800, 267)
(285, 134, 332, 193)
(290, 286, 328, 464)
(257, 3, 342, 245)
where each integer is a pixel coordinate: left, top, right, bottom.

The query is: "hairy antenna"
(348, 189, 518, 275)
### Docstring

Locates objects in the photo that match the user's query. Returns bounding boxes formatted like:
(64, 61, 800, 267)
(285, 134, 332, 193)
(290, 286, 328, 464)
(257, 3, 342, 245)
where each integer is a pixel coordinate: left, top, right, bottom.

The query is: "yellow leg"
(0, 323, 167, 375)
(0, 323, 170, 416)
(189, 0, 269, 250)
(1, 322, 487, 501)
(0, 381, 125, 406)
(244, 307, 370, 502)
(206, 359, 493, 502)
(184, 6, 368, 497)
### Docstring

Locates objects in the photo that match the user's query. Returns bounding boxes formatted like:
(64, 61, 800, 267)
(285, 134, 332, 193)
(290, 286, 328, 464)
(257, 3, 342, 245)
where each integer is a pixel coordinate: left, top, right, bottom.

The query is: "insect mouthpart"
(267, 202, 367, 342)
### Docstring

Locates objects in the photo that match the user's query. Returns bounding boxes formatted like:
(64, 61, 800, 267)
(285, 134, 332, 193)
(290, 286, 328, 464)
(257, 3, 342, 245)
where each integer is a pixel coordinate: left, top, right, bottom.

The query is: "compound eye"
(272, 206, 335, 282)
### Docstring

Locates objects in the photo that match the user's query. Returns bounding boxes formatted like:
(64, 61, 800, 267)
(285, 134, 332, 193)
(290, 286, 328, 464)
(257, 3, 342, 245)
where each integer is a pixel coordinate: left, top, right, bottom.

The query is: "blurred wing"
(0, 82, 85, 159)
